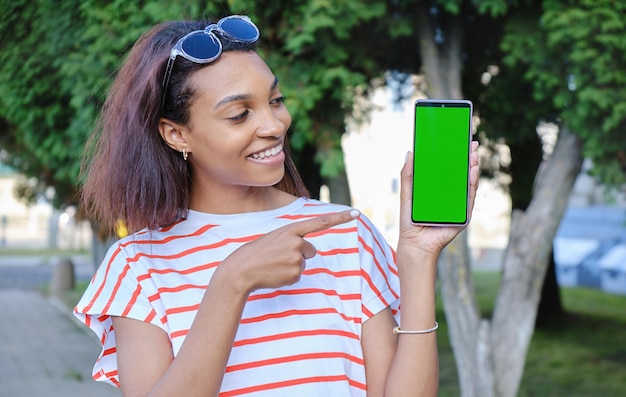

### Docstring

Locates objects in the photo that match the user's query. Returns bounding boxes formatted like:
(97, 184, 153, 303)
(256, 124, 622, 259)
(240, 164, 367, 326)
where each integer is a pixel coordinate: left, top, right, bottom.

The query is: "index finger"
(291, 209, 361, 237)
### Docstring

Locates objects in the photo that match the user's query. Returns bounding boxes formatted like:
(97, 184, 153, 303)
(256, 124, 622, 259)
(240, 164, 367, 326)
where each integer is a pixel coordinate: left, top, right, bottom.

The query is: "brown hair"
(81, 20, 309, 234)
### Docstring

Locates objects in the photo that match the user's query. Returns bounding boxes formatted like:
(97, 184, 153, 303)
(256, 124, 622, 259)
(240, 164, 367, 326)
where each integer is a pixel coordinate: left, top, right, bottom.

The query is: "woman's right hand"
(220, 208, 360, 293)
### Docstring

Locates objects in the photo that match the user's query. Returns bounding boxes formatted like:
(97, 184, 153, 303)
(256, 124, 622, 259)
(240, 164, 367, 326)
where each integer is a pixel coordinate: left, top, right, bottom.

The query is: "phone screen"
(411, 99, 472, 225)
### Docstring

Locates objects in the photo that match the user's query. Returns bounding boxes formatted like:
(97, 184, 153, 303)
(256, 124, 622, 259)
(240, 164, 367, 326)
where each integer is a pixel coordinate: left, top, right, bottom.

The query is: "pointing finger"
(291, 209, 361, 237)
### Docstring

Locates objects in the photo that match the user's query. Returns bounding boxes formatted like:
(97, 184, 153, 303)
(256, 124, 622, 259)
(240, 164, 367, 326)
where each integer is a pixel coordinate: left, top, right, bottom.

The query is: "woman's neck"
(188, 186, 297, 215)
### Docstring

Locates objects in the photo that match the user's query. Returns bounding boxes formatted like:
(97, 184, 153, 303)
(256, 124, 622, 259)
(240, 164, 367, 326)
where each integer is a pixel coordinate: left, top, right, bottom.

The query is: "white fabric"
(74, 198, 400, 395)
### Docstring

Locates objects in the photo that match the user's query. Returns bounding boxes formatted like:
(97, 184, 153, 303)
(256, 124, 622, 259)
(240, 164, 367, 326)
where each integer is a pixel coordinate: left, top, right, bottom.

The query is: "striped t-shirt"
(74, 198, 400, 396)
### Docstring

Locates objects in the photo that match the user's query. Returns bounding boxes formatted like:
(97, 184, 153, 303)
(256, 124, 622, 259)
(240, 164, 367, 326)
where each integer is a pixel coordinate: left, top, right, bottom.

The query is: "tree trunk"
(536, 252, 564, 327)
(415, 4, 495, 396)
(325, 168, 352, 205)
(490, 128, 583, 397)
(438, 232, 495, 397)
(509, 137, 565, 326)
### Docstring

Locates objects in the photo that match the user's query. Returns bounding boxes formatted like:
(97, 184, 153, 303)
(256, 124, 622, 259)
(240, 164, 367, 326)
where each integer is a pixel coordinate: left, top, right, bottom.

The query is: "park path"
(0, 255, 121, 397)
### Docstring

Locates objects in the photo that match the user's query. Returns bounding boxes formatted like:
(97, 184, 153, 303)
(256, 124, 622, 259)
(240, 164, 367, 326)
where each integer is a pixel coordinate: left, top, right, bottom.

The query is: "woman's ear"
(159, 118, 189, 153)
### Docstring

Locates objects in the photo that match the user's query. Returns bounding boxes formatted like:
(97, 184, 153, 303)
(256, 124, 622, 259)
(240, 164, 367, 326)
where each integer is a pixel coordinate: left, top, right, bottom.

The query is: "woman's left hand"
(397, 140, 480, 256)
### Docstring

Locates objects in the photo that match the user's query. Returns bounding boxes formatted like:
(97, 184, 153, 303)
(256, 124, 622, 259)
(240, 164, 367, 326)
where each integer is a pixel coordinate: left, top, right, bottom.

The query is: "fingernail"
(350, 209, 361, 218)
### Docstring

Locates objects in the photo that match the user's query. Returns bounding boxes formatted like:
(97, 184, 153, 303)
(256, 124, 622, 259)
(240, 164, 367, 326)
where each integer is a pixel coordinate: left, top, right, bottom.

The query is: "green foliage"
(500, 0, 626, 187)
(5, 0, 621, 209)
(0, 0, 85, 205)
(0, 0, 394, 208)
(237, 0, 389, 177)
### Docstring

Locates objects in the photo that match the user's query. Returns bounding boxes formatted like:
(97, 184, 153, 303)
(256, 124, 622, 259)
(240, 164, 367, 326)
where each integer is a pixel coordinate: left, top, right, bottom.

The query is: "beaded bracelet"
(392, 322, 439, 334)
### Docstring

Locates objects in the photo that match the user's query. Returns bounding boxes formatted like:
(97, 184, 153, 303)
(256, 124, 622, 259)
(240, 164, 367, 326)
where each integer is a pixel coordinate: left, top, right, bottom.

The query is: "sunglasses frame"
(161, 15, 260, 109)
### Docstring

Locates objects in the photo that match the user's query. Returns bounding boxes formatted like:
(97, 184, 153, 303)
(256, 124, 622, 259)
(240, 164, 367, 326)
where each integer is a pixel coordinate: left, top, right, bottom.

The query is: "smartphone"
(411, 99, 472, 226)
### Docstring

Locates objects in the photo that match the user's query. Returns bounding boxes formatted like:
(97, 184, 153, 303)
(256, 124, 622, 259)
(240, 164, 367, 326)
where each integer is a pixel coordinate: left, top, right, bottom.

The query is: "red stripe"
(140, 223, 218, 244)
(81, 245, 123, 312)
(359, 235, 399, 301)
(241, 308, 359, 325)
(166, 303, 200, 316)
(303, 267, 360, 276)
(278, 205, 349, 221)
(102, 347, 116, 357)
(317, 247, 359, 256)
(138, 261, 220, 281)
(248, 288, 359, 302)
(234, 328, 359, 347)
(359, 218, 399, 277)
(156, 217, 186, 232)
(220, 374, 365, 396)
(277, 214, 316, 220)
(127, 235, 261, 264)
(362, 304, 374, 319)
(171, 329, 189, 339)
(95, 369, 119, 387)
(122, 284, 142, 317)
(144, 310, 157, 323)
(361, 268, 389, 307)
(226, 351, 364, 373)
(306, 226, 357, 238)
(358, 235, 390, 287)
(158, 283, 206, 294)
(80, 224, 217, 313)
(101, 264, 132, 314)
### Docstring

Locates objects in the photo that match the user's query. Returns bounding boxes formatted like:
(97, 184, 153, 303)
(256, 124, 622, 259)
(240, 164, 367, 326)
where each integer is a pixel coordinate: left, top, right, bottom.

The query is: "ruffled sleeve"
(357, 215, 401, 324)
(73, 241, 164, 387)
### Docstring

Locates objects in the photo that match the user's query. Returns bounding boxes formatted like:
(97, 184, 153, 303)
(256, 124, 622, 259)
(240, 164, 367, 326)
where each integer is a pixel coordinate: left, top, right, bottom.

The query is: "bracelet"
(393, 322, 439, 335)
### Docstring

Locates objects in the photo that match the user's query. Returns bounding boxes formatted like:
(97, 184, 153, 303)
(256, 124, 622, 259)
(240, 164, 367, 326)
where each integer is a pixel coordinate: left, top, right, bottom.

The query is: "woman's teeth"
(250, 143, 283, 159)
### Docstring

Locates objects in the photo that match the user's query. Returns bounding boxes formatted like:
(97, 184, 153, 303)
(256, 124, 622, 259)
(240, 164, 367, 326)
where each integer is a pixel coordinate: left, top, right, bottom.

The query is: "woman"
(75, 15, 479, 397)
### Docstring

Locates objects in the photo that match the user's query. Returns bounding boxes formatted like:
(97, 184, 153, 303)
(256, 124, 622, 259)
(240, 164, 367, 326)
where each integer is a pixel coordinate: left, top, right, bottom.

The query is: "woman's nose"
(256, 106, 290, 137)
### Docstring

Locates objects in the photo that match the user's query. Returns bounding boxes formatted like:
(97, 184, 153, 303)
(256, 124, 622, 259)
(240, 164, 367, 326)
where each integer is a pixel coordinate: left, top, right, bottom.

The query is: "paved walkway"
(0, 288, 121, 397)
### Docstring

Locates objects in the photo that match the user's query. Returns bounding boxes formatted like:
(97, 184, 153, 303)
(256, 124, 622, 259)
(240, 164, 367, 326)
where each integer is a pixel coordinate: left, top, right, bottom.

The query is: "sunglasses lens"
(181, 32, 221, 60)
(219, 18, 259, 42)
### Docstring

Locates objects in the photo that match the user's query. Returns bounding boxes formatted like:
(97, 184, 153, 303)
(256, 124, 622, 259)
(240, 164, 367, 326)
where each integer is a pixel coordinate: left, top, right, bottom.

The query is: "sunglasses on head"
(161, 15, 260, 109)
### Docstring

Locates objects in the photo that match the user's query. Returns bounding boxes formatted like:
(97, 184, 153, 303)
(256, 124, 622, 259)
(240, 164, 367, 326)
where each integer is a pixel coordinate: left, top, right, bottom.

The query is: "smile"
(249, 143, 283, 160)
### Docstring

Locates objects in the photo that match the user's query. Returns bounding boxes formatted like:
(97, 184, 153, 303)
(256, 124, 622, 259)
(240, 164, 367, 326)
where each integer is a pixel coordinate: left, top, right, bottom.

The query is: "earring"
(182, 148, 188, 161)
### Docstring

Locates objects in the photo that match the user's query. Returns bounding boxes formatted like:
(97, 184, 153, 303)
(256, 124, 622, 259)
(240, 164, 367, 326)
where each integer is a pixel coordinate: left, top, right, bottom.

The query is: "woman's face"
(181, 51, 291, 195)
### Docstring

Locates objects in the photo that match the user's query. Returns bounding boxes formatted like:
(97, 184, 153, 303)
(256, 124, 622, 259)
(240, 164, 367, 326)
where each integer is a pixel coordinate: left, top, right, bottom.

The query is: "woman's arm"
(363, 143, 479, 396)
(361, 249, 439, 397)
(112, 208, 361, 397)
(113, 264, 249, 397)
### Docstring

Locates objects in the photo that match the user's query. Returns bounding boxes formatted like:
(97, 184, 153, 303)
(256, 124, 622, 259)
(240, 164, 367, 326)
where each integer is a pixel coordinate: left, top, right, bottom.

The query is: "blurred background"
(1, 1, 625, 396)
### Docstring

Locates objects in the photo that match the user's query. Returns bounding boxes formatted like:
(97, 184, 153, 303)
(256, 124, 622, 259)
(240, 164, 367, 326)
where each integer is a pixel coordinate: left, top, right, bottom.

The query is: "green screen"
(411, 101, 471, 225)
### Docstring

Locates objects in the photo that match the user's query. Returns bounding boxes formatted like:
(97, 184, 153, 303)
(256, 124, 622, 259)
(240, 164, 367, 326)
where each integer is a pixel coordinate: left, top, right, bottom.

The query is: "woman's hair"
(81, 20, 309, 234)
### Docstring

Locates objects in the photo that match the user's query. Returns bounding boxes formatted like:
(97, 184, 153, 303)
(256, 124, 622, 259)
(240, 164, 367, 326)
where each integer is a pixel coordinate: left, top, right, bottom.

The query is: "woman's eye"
(270, 96, 287, 105)
(227, 110, 250, 122)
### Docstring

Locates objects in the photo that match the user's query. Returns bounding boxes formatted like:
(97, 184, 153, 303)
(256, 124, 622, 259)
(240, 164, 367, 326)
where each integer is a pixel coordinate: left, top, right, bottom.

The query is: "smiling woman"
(158, 51, 293, 212)
(73, 14, 479, 397)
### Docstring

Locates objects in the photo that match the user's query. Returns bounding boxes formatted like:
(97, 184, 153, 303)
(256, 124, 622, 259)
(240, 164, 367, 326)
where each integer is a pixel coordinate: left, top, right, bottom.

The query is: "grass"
(436, 272, 626, 396)
(63, 270, 626, 395)
(62, 280, 91, 309)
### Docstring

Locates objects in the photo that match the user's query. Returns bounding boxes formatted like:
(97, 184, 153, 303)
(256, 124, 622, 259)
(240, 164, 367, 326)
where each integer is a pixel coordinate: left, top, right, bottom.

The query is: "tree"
(439, 0, 626, 395)
(371, 1, 624, 396)
(377, 1, 509, 395)
(1, 0, 394, 208)
(2, 1, 623, 395)
(490, 4, 625, 394)
(0, 0, 87, 207)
